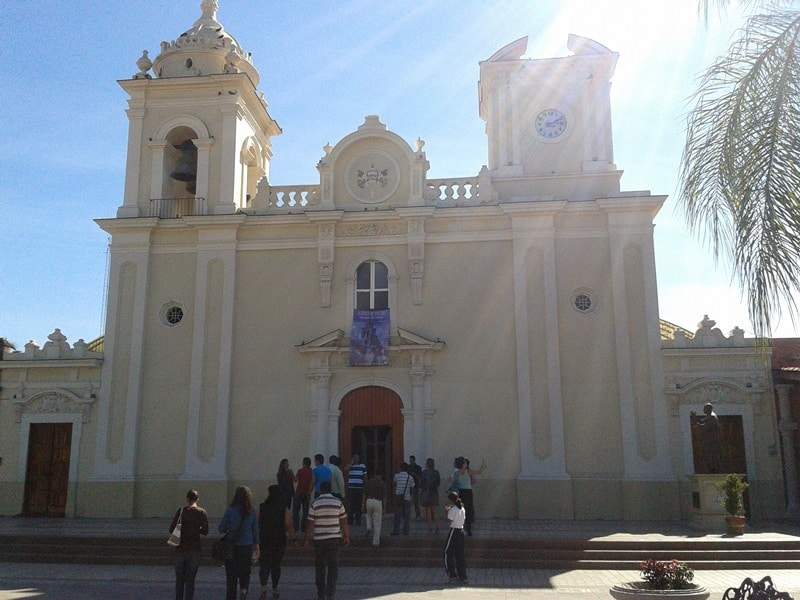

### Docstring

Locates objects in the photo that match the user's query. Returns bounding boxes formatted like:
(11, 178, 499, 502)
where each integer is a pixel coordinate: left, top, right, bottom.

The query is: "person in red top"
(293, 456, 313, 533)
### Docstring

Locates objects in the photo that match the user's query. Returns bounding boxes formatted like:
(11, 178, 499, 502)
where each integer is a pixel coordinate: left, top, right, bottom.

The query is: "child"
(443, 491, 467, 584)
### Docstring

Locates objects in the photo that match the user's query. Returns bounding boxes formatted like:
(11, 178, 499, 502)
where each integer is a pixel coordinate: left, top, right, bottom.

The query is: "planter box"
(610, 583, 709, 600)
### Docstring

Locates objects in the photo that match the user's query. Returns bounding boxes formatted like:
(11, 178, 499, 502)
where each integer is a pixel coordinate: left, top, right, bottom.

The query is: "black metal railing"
(149, 197, 207, 218)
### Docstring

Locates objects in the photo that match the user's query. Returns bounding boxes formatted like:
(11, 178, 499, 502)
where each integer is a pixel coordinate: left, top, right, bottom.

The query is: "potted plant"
(610, 560, 709, 599)
(717, 474, 748, 536)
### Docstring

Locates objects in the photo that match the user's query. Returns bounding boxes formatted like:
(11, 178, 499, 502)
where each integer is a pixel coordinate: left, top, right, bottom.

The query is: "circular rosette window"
(345, 150, 400, 204)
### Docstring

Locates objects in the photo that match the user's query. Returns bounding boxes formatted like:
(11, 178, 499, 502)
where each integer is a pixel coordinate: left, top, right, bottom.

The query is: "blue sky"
(1, 0, 797, 347)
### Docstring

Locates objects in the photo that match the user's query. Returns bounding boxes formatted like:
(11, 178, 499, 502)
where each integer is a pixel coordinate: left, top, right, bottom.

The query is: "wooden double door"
(339, 386, 404, 505)
(23, 423, 72, 517)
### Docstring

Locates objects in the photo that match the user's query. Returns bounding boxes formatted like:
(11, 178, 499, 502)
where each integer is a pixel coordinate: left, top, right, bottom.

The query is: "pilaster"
(216, 104, 241, 215)
(601, 197, 672, 480)
(182, 225, 238, 480)
(193, 138, 214, 208)
(92, 226, 152, 482)
(118, 106, 146, 218)
(148, 142, 168, 204)
(503, 203, 569, 480)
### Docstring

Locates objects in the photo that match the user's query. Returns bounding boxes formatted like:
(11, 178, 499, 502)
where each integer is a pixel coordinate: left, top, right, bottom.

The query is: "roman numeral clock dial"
(535, 109, 567, 140)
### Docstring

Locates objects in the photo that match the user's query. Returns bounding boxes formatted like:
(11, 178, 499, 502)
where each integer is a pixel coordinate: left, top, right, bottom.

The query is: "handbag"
(167, 507, 183, 547)
(212, 508, 247, 564)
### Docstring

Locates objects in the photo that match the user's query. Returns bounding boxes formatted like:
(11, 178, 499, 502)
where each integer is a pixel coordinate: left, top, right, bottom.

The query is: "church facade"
(0, 2, 792, 521)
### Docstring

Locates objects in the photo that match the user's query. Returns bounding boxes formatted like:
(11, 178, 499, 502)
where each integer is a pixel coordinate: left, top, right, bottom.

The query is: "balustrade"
(267, 185, 320, 210)
(424, 177, 480, 205)
(149, 197, 207, 218)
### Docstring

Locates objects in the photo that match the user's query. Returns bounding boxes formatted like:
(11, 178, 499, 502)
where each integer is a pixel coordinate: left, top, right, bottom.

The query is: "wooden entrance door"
(339, 386, 403, 503)
(691, 414, 750, 517)
(23, 423, 72, 517)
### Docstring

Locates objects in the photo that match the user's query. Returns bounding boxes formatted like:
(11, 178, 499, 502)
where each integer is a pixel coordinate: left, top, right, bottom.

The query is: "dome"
(151, 0, 260, 85)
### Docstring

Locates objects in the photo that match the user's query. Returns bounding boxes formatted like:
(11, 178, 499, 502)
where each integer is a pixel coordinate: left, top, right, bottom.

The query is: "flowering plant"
(639, 559, 694, 590)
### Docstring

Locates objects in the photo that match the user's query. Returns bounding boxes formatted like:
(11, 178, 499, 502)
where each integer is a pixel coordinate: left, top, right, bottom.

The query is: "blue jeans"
(392, 499, 410, 534)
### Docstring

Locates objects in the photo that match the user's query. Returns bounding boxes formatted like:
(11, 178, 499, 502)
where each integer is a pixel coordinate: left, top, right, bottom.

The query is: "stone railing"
(424, 177, 480, 206)
(4, 329, 103, 360)
(267, 185, 321, 211)
(149, 197, 207, 218)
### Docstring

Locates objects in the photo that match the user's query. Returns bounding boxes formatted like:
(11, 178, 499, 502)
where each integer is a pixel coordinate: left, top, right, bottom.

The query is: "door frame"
(19, 414, 82, 517)
(679, 402, 756, 478)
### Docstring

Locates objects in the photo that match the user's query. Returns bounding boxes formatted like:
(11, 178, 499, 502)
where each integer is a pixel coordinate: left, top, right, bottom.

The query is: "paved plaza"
(0, 563, 799, 599)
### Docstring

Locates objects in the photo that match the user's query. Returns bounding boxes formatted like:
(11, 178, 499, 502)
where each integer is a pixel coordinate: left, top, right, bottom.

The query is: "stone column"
(193, 138, 214, 212)
(776, 384, 800, 513)
(118, 107, 145, 218)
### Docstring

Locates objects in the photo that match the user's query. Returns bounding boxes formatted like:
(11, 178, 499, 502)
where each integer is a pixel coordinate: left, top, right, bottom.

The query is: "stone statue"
(691, 402, 722, 474)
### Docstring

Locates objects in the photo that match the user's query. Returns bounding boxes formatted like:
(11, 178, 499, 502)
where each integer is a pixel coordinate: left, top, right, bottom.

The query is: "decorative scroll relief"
(337, 222, 406, 237)
(318, 223, 335, 307)
(664, 379, 766, 416)
(13, 389, 96, 424)
(345, 151, 400, 204)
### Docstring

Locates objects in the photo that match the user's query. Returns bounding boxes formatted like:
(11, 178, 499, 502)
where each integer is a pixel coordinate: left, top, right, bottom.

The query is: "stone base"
(610, 583, 709, 600)
(517, 477, 574, 519)
(688, 474, 742, 530)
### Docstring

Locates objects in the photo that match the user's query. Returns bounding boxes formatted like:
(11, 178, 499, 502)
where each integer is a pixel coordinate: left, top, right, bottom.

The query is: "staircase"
(2, 534, 799, 569)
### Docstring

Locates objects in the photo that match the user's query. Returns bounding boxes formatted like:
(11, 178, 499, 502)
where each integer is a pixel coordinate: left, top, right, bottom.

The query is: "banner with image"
(350, 309, 390, 366)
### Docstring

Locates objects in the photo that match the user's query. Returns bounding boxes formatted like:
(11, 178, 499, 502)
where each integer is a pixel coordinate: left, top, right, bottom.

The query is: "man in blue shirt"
(311, 453, 332, 498)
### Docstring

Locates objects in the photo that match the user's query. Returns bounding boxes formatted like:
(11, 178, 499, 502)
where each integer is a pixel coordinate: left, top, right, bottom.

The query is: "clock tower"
(479, 35, 618, 189)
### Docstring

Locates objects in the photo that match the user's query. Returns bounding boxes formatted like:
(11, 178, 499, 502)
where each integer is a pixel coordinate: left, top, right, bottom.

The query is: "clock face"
(535, 109, 567, 140)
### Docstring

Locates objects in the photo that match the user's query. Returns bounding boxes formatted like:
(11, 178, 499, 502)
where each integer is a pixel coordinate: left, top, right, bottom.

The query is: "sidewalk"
(0, 563, 798, 598)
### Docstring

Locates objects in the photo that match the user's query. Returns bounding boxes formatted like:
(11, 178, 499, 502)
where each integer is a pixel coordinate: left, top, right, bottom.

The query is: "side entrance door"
(23, 423, 72, 517)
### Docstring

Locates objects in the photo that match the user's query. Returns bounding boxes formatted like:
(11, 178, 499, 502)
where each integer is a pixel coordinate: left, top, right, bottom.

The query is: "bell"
(169, 141, 197, 191)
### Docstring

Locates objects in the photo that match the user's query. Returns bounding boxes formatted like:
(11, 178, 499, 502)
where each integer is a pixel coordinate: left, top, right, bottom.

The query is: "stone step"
(1, 549, 799, 570)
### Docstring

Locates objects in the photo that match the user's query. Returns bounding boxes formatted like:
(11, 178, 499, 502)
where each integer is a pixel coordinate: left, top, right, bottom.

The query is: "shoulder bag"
(167, 507, 183, 547)
(212, 509, 246, 564)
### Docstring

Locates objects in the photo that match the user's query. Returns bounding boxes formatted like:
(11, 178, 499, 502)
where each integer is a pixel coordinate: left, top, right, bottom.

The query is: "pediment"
(316, 116, 429, 210)
(297, 327, 444, 353)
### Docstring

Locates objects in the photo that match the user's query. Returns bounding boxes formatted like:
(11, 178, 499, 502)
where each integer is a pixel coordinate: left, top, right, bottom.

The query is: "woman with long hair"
(276, 458, 295, 511)
(450, 457, 473, 536)
(258, 484, 294, 600)
(443, 491, 467, 584)
(420, 458, 441, 534)
(219, 486, 260, 600)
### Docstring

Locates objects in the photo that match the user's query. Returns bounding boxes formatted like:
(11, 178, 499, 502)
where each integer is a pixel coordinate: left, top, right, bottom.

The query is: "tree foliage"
(680, 2, 800, 337)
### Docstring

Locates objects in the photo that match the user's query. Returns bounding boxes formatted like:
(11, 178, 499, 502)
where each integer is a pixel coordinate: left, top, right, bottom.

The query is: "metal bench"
(722, 577, 794, 600)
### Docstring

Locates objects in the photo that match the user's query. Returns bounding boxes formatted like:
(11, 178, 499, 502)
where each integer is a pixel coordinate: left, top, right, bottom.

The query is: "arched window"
(355, 261, 389, 310)
(164, 126, 198, 199)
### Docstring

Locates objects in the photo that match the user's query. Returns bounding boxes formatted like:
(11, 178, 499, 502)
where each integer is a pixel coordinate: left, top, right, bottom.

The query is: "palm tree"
(679, 1, 800, 337)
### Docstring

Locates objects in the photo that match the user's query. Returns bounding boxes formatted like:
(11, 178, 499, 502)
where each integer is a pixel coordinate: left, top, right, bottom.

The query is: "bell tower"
(115, 0, 280, 218)
(479, 35, 617, 181)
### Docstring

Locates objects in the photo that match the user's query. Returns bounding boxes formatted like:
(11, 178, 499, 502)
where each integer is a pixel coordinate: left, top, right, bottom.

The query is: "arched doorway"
(339, 386, 403, 488)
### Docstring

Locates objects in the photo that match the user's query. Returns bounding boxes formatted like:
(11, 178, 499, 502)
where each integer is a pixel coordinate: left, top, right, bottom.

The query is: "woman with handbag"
(168, 489, 208, 600)
(219, 486, 260, 600)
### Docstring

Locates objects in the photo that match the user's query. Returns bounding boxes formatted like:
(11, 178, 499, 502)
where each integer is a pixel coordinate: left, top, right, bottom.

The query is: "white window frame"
(355, 260, 389, 310)
(344, 253, 398, 335)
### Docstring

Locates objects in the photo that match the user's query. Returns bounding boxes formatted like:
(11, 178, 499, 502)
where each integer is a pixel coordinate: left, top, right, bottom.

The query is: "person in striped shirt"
(345, 454, 367, 526)
(305, 481, 349, 600)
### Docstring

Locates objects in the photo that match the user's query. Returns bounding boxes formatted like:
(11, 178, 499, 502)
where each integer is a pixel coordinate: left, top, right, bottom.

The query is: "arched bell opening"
(164, 126, 199, 200)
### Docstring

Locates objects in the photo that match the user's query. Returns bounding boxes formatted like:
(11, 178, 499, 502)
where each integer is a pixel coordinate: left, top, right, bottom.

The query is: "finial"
(201, 0, 219, 19)
(323, 143, 333, 156)
(134, 50, 152, 79)
(415, 137, 425, 153)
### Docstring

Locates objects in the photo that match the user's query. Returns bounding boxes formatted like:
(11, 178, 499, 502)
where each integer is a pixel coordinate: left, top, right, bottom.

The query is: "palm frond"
(679, 8, 800, 337)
